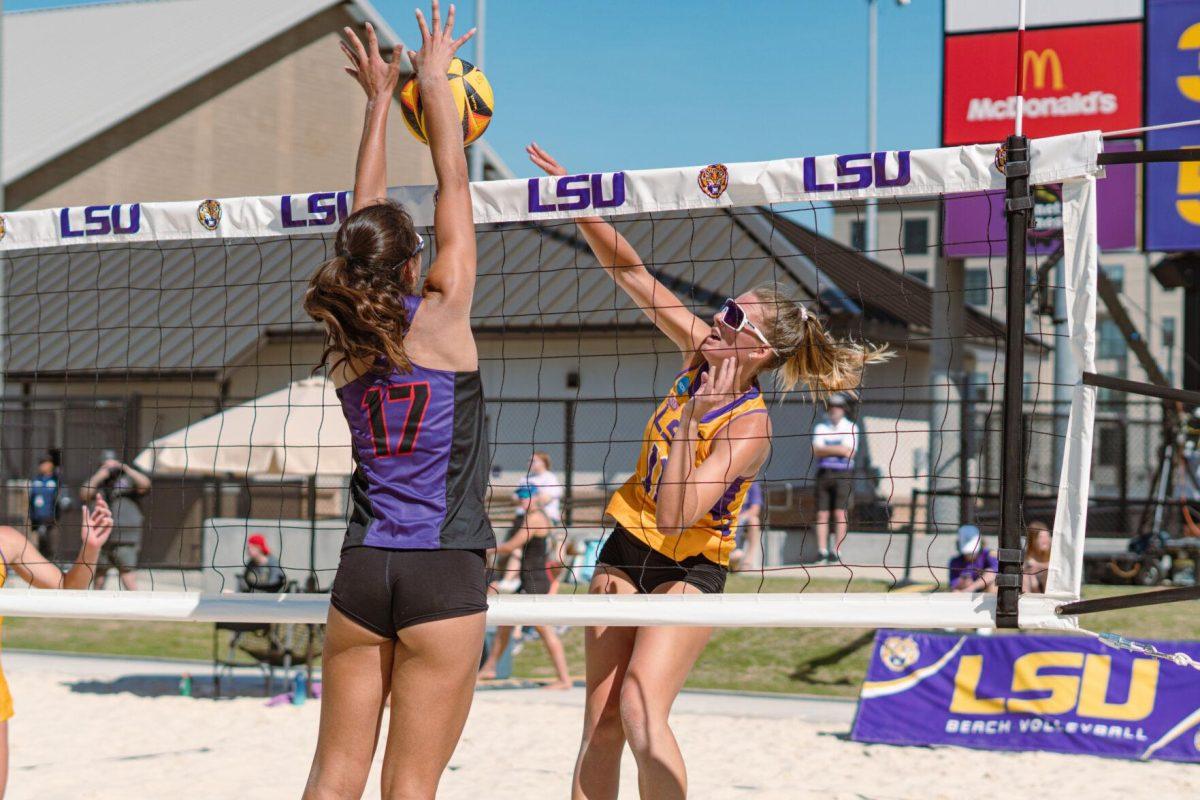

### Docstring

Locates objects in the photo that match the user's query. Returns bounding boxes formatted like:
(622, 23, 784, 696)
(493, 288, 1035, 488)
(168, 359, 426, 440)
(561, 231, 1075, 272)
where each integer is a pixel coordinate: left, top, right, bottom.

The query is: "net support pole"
(307, 474, 318, 592)
(997, 134, 1032, 628)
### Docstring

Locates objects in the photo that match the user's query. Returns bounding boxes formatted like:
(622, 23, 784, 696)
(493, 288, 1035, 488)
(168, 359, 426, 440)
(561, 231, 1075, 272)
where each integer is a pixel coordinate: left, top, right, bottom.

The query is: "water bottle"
(179, 673, 192, 697)
(292, 671, 307, 706)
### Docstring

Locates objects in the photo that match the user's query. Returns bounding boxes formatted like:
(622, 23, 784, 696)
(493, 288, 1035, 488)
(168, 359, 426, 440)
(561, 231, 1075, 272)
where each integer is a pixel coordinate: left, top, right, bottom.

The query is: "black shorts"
(596, 525, 726, 595)
(815, 469, 854, 513)
(331, 546, 488, 638)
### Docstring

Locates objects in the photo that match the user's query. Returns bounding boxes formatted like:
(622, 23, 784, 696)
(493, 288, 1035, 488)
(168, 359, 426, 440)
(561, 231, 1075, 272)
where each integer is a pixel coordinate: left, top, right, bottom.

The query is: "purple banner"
(943, 139, 1138, 256)
(1145, 0, 1200, 251)
(852, 630, 1200, 762)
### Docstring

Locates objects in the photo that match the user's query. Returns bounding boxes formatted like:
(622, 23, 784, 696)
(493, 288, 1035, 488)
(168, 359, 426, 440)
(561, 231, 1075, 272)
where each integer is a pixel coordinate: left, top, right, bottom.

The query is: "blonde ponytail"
(753, 285, 891, 400)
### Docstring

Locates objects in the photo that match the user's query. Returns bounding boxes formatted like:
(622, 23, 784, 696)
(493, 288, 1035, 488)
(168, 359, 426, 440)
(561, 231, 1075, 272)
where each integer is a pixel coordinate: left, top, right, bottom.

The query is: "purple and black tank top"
(336, 295, 495, 551)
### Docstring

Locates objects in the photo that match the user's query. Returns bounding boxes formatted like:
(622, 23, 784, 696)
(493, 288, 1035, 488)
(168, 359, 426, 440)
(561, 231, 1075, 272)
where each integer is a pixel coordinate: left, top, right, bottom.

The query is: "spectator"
(1023, 521, 1052, 594)
(240, 533, 286, 593)
(494, 452, 564, 593)
(948, 524, 997, 593)
(521, 452, 564, 525)
(80, 451, 151, 590)
(27, 456, 62, 557)
(730, 481, 764, 572)
(480, 488, 571, 690)
(811, 393, 859, 563)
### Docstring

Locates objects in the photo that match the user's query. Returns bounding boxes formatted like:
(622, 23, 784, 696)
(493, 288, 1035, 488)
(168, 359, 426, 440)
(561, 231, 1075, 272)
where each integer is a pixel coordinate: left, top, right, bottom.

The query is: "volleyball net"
(0, 131, 1104, 629)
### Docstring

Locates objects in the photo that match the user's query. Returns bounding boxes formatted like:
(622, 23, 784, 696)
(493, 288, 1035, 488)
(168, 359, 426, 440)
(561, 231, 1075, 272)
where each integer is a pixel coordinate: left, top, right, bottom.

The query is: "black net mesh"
(0, 195, 1109, 601)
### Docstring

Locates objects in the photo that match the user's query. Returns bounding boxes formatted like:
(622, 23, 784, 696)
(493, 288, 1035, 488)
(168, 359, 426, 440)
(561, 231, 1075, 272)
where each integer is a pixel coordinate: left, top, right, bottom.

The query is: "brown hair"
(533, 451, 552, 470)
(1025, 520, 1052, 559)
(304, 202, 423, 375)
(752, 285, 891, 399)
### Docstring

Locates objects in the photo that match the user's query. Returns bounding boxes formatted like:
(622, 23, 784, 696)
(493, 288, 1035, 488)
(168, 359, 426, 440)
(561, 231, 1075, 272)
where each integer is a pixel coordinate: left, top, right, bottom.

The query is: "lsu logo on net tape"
(197, 199, 222, 232)
(698, 164, 729, 200)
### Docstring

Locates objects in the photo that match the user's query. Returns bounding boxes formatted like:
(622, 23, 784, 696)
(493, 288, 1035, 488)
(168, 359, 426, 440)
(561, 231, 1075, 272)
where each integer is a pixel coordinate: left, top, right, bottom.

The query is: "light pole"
(468, 0, 486, 181)
(0, 0, 7, 437)
(865, 0, 910, 256)
(0, 0, 5, 211)
(865, 0, 877, 256)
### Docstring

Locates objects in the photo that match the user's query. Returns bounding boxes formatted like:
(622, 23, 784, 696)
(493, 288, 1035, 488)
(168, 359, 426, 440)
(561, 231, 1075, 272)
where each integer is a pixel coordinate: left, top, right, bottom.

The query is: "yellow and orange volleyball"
(399, 58, 494, 146)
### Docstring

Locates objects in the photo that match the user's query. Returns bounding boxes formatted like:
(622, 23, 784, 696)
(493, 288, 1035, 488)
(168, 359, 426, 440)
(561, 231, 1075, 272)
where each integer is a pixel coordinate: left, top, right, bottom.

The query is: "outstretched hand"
(81, 495, 114, 550)
(409, 1, 476, 80)
(340, 21, 403, 100)
(526, 142, 567, 178)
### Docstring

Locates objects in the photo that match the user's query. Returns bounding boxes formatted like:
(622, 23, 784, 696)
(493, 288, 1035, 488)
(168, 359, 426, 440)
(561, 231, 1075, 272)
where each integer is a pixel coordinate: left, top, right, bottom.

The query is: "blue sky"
(8, 0, 944, 175)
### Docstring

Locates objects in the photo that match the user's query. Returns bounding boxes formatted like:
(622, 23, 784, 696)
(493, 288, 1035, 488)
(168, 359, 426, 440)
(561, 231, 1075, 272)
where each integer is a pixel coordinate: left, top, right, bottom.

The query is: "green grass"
(507, 580, 1200, 697)
(3, 581, 1196, 698)
(4, 618, 217, 662)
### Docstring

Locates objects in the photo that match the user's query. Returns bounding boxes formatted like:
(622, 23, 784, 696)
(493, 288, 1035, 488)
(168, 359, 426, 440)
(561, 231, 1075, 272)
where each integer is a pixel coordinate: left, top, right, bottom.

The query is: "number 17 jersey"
(336, 296, 495, 551)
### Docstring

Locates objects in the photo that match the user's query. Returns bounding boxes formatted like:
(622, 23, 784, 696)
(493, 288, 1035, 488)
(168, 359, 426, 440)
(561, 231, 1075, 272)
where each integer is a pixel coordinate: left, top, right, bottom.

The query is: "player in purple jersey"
(301, 6, 492, 798)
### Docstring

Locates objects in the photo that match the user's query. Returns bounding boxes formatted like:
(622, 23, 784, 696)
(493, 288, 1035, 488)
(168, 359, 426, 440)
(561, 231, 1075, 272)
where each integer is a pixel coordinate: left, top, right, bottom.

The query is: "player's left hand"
(688, 357, 739, 420)
(410, 1, 476, 80)
(82, 495, 114, 549)
(527, 142, 568, 178)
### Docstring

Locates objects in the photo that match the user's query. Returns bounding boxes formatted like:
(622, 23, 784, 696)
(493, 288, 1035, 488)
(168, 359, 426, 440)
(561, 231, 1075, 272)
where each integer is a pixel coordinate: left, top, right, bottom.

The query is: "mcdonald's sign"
(1023, 49, 1065, 91)
(943, 22, 1143, 146)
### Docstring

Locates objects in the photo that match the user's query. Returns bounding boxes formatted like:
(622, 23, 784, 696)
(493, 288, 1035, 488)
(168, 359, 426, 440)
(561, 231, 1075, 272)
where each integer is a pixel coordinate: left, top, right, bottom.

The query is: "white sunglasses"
(717, 298, 778, 354)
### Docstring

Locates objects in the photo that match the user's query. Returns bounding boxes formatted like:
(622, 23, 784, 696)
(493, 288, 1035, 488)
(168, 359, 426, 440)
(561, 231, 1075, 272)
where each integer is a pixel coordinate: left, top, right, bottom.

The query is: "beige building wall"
(20, 29, 435, 210)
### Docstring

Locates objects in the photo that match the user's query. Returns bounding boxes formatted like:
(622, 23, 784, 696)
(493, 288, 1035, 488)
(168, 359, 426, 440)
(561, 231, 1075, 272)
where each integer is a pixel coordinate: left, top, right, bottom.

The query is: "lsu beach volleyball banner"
(0, 132, 1101, 250)
(852, 630, 1200, 763)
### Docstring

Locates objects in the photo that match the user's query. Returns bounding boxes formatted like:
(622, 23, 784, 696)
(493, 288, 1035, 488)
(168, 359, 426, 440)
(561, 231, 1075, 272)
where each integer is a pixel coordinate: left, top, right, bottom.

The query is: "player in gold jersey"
(529, 143, 889, 800)
(0, 496, 113, 796)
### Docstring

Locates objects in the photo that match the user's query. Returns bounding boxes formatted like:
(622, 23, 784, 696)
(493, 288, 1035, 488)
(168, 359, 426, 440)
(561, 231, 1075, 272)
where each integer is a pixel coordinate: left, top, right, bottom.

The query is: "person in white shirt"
(520, 451, 564, 524)
(811, 394, 859, 563)
(482, 451, 572, 688)
(493, 452, 564, 593)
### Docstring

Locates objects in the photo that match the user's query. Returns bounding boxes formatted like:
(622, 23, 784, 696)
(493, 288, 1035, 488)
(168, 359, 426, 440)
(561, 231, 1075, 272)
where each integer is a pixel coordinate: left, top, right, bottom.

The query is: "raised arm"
(527, 142, 708, 356)
(120, 462, 152, 494)
(340, 23, 405, 213)
(2, 497, 112, 590)
(80, 462, 112, 503)
(409, 2, 478, 306)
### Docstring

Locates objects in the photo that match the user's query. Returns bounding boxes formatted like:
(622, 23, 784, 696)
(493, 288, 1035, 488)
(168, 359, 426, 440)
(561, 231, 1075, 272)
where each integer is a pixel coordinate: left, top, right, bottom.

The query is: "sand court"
(0, 651, 1194, 799)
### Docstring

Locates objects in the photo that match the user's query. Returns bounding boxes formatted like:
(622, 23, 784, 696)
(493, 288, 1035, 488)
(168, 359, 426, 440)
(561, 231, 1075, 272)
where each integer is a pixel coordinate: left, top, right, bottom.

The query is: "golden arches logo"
(1022, 49, 1064, 91)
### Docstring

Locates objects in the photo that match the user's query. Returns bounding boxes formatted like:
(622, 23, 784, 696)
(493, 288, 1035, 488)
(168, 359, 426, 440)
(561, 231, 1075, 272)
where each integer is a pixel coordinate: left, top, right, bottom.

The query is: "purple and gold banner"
(852, 630, 1200, 762)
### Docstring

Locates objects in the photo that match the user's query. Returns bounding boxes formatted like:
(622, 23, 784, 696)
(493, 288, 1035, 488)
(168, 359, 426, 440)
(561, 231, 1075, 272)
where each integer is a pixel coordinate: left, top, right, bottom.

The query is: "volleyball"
(399, 58, 494, 146)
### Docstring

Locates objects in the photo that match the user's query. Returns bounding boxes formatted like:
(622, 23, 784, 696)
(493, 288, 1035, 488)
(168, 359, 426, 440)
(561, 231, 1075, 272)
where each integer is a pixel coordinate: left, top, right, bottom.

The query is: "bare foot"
(542, 679, 572, 691)
(477, 668, 497, 682)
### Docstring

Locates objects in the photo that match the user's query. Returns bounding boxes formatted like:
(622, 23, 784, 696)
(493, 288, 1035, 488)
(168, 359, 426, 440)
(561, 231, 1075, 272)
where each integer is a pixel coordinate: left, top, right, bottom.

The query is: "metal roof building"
(1, 0, 510, 211)
(2, 208, 1007, 381)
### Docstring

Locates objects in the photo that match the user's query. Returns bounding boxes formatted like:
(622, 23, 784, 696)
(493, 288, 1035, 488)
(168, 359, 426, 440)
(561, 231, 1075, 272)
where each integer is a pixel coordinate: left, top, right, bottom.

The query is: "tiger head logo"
(879, 635, 921, 673)
(0, 215, 6, 243)
(994, 144, 1008, 175)
(698, 164, 729, 200)
(197, 199, 222, 231)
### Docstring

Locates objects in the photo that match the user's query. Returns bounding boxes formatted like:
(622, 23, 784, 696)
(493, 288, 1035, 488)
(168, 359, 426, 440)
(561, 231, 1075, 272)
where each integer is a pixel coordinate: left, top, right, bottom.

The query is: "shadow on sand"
(65, 672, 298, 700)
